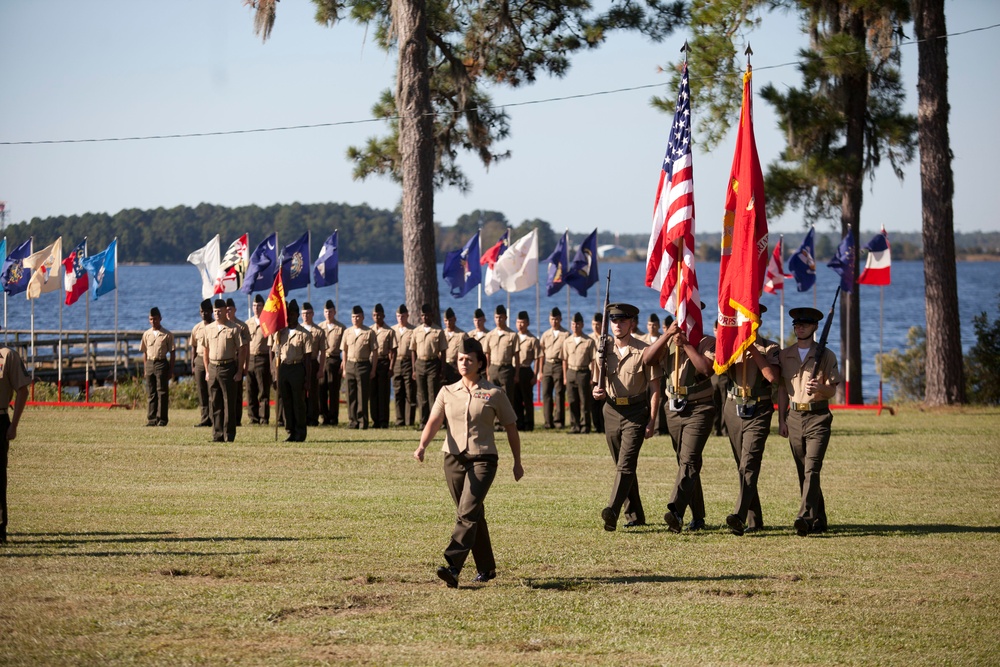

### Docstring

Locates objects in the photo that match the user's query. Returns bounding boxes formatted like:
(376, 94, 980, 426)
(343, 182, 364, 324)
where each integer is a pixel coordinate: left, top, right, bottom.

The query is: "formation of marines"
(142, 296, 840, 540)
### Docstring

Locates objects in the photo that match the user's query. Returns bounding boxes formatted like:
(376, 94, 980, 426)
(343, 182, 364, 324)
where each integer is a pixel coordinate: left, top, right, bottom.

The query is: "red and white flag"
(858, 226, 891, 285)
(714, 65, 769, 374)
(62, 238, 89, 306)
(763, 237, 788, 294)
(213, 233, 249, 294)
(479, 230, 509, 296)
(645, 62, 702, 344)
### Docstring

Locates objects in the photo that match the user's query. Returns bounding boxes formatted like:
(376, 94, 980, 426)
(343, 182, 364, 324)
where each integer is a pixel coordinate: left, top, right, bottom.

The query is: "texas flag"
(858, 226, 891, 286)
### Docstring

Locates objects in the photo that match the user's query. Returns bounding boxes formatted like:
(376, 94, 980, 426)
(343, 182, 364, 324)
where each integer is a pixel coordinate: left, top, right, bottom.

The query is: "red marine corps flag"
(714, 63, 769, 374)
(645, 60, 703, 344)
(258, 269, 288, 337)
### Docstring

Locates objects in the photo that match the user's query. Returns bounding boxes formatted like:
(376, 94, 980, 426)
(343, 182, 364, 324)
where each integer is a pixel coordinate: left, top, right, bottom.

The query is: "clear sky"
(1, 0, 997, 240)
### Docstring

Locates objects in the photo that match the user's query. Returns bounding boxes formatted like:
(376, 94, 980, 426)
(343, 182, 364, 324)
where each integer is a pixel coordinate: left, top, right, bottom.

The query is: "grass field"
(2, 405, 999, 666)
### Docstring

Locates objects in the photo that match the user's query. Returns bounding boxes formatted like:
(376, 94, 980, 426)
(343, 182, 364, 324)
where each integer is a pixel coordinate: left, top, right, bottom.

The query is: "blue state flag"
(566, 229, 599, 297)
(2, 238, 33, 296)
(545, 232, 569, 297)
(827, 229, 856, 294)
(442, 231, 481, 298)
(82, 238, 118, 300)
(787, 227, 817, 293)
(313, 231, 339, 288)
(241, 232, 277, 294)
(279, 231, 311, 292)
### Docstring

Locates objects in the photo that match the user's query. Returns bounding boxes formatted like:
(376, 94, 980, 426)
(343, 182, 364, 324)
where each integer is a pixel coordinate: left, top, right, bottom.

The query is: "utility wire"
(2, 22, 996, 147)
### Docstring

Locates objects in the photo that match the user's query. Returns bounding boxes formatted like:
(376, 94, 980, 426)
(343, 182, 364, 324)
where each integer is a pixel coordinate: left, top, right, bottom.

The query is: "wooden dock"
(4, 329, 196, 385)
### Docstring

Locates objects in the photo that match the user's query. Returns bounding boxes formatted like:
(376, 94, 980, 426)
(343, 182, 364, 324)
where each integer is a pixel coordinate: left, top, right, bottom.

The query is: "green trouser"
(603, 401, 649, 525)
(278, 362, 307, 441)
(787, 409, 833, 530)
(724, 398, 773, 529)
(442, 452, 499, 574)
(665, 400, 716, 521)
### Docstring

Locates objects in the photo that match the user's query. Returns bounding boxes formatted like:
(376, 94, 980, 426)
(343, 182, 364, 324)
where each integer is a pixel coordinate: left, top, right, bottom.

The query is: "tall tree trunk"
(838, 11, 866, 405)
(914, 0, 964, 405)
(394, 0, 440, 323)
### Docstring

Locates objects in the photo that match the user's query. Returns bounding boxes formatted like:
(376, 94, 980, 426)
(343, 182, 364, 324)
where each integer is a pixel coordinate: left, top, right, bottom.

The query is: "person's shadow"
(523, 573, 765, 591)
(815, 523, 1000, 537)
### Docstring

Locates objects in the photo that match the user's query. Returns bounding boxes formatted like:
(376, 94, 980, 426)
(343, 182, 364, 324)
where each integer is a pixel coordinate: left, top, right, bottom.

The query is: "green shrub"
(966, 294, 1000, 404)
(877, 326, 926, 402)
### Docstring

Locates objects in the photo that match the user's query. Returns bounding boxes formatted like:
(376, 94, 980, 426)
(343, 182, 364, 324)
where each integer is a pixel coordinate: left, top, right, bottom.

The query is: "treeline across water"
(5, 202, 998, 264)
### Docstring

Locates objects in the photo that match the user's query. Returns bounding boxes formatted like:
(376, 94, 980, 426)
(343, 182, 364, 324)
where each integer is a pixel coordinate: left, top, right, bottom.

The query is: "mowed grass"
(1, 405, 999, 666)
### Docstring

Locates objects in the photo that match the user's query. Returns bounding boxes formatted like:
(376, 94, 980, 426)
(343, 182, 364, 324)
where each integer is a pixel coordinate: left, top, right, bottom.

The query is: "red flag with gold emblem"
(714, 65, 769, 374)
(258, 269, 287, 337)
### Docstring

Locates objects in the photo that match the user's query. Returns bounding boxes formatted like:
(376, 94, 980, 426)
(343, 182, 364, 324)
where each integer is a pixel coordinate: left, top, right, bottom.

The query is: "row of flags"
(441, 227, 599, 300)
(186, 230, 340, 299)
(765, 225, 892, 295)
(0, 237, 119, 304)
(644, 58, 892, 376)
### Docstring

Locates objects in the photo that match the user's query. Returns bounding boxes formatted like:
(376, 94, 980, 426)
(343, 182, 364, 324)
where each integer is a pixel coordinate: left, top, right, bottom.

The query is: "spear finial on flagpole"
(680, 40, 690, 64)
(745, 42, 753, 64)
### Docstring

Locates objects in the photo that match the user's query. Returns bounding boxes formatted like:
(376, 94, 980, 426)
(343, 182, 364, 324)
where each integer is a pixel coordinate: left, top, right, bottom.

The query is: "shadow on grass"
(2, 532, 347, 557)
(523, 573, 764, 590)
(822, 524, 1000, 537)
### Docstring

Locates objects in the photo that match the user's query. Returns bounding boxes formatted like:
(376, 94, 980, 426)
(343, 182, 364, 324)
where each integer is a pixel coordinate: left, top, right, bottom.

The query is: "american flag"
(644, 62, 702, 344)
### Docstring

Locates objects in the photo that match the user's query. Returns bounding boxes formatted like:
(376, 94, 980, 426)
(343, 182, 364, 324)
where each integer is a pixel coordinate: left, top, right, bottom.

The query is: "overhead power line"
(2, 22, 996, 147)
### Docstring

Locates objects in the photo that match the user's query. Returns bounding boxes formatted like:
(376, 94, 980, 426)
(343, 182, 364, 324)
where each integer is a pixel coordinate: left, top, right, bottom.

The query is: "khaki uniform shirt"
(270, 325, 314, 364)
(431, 378, 517, 456)
(247, 318, 270, 356)
(444, 328, 468, 365)
(190, 321, 209, 360)
(0, 348, 31, 412)
(306, 323, 326, 359)
(724, 336, 780, 398)
(342, 325, 376, 362)
(661, 335, 716, 401)
(140, 327, 174, 360)
(205, 321, 243, 362)
(517, 332, 539, 368)
(323, 320, 346, 359)
(602, 335, 662, 399)
(563, 335, 596, 371)
(485, 328, 518, 367)
(778, 343, 842, 403)
(392, 323, 416, 372)
(232, 317, 251, 348)
(469, 329, 489, 343)
(373, 325, 398, 360)
(411, 326, 446, 361)
(540, 328, 568, 363)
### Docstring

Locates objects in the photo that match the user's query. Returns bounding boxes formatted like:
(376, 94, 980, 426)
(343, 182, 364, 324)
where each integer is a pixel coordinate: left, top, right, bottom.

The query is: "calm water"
(4, 261, 997, 401)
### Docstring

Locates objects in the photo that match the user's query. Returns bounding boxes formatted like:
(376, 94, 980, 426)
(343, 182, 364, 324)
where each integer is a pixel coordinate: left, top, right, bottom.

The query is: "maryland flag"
(213, 233, 249, 294)
(714, 65, 769, 374)
(258, 269, 288, 337)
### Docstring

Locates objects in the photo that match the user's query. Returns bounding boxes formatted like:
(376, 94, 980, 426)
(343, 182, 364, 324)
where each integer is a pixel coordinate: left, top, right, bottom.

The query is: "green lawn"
(2, 405, 998, 666)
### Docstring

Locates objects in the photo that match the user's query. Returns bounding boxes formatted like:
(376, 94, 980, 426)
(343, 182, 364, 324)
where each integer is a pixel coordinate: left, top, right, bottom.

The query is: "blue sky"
(1, 0, 997, 239)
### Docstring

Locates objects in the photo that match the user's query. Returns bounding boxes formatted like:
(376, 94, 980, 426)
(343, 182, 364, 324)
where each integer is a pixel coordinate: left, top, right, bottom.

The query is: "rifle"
(594, 270, 612, 389)
(812, 286, 841, 382)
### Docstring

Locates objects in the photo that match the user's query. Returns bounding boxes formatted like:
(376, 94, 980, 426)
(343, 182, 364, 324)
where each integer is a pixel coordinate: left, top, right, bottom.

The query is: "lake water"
(4, 261, 997, 401)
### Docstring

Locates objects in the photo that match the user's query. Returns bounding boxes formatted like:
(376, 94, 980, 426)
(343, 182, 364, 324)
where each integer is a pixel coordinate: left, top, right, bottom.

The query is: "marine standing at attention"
(370, 303, 397, 429)
(301, 302, 327, 427)
(484, 305, 520, 406)
(414, 337, 523, 588)
(246, 294, 272, 425)
(226, 297, 250, 428)
(140, 306, 175, 427)
(410, 304, 447, 428)
(342, 305, 376, 430)
(270, 299, 313, 442)
(392, 304, 417, 427)
(538, 307, 568, 430)
(190, 299, 214, 428)
(442, 307, 467, 386)
(562, 312, 596, 434)
(777, 307, 842, 537)
(204, 299, 246, 443)
(513, 311, 539, 431)
(722, 305, 780, 537)
(320, 301, 346, 426)
(592, 303, 662, 531)
(469, 308, 489, 343)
